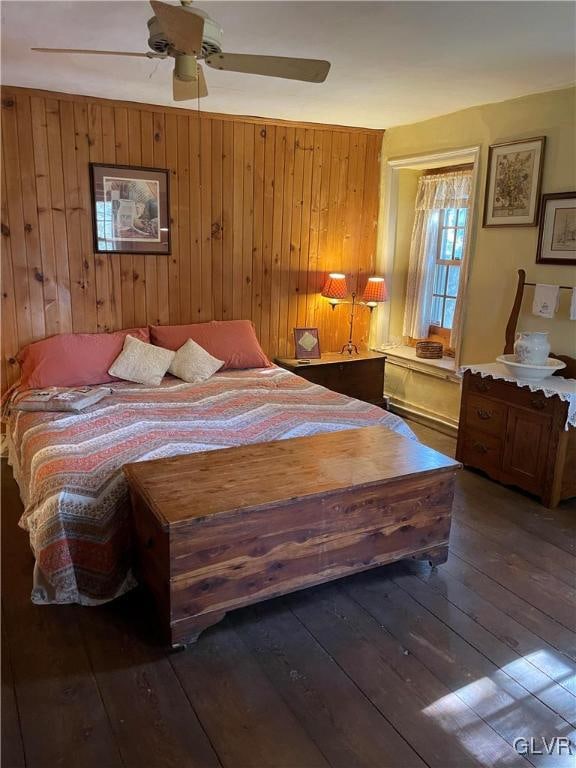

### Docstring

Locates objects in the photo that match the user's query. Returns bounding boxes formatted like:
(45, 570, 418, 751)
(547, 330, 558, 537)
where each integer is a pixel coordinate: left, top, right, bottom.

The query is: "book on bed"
(12, 386, 111, 412)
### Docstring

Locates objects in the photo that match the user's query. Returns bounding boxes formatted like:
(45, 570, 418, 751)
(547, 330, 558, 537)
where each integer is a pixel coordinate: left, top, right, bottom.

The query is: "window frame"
(429, 206, 468, 332)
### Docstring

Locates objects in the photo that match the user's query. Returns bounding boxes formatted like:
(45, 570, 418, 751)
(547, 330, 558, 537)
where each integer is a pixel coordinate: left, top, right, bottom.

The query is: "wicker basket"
(415, 341, 443, 359)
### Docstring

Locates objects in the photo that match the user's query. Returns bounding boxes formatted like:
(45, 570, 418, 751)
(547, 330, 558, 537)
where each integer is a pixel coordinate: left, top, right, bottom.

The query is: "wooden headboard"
(504, 269, 576, 378)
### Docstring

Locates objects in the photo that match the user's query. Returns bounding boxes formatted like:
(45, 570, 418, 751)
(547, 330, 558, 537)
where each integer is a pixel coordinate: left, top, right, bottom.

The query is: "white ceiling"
(2, 1, 575, 129)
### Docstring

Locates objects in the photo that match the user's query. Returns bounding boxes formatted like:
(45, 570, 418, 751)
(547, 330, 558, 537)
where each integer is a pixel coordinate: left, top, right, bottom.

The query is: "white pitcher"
(514, 331, 551, 365)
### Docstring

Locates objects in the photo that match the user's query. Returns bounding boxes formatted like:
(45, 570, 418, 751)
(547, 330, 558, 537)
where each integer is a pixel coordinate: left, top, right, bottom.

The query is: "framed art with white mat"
(536, 192, 576, 265)
(483, 136, 545, 227)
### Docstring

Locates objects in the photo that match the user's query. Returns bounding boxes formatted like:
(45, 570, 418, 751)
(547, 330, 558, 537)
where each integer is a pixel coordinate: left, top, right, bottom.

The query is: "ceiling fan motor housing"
(147, 9, 222, 58)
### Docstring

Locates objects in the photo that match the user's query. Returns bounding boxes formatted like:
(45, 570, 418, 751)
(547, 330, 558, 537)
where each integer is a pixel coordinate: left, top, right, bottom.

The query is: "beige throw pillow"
(169, 339, 224, 383)
(108, 334, 175, 387)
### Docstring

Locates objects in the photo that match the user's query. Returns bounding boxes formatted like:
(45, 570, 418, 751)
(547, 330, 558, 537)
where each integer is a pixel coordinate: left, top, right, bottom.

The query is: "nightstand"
(275, 351, 387, 407)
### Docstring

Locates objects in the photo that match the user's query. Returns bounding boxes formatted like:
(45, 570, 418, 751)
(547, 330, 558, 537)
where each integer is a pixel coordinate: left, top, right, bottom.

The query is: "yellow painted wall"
(380, 86, 576, 426)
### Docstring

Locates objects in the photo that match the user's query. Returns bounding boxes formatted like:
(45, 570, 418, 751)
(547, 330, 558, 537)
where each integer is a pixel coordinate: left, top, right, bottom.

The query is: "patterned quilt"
(6, 367, 415, 606)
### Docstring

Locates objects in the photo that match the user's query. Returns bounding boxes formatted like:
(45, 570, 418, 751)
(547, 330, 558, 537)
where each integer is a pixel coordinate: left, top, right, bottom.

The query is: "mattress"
(6, 367, 415, 606)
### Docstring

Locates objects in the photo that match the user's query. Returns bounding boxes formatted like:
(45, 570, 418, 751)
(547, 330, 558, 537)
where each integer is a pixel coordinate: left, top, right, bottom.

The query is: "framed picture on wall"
(294, 328, 321, 359)
(90, 163, 170, 254)
(536, 192, 576, 265)
(483, 136, 545, 227)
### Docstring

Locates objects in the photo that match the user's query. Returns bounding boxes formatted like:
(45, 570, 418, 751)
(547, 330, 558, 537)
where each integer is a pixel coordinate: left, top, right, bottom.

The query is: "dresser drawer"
(301, 358, 385, 403)
(464, 394, 506, 437)
(460, 430, 502, 476)
(466, 373, 556, 415)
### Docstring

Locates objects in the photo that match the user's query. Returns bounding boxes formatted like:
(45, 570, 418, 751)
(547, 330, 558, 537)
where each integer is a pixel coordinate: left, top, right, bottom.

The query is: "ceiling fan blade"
(150, 1, 204, 56)
(173, 65, 208, 101)
(31, 47, 164, 58)
(205, 53, 330, 83)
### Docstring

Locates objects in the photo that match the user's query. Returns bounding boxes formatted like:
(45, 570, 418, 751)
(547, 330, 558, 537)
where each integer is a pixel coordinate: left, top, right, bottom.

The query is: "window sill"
(376, 345, 461, 383)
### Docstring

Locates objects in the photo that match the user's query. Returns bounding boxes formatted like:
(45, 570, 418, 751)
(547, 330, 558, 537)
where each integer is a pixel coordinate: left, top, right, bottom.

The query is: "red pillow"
(150, 320, 271, 370)
(18, 328, 150, 389)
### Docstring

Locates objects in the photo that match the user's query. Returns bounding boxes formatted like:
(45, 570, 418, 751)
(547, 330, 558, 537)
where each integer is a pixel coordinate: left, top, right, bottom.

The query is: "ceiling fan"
(31, 0, 331, 102)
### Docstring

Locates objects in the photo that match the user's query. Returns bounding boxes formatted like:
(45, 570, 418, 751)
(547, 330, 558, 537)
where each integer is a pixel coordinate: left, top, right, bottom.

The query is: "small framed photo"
(294, 328, 321, 359)
(483, 136, 545, 227)
(90, 163, 170, 254)
(536, 192, 576, 265)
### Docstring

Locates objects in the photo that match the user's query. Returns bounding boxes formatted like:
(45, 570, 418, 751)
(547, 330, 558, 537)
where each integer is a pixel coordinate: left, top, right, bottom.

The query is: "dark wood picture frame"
(483, 136, 546, 228)
(294, 328, 321, 359)
(536, 192, 576, 266)
(90, 163, 171, 254)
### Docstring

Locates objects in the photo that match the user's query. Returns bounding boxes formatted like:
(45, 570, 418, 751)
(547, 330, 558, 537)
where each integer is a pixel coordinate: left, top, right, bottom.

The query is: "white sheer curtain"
(402, 170, 472, 345)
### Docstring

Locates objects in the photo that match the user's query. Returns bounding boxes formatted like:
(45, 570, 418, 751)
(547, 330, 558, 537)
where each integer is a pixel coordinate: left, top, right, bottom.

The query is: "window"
(430, 207, 467, 330)
(401, 167, 473, 355)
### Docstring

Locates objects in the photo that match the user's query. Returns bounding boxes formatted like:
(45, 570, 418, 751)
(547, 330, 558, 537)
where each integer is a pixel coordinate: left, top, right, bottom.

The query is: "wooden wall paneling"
(87, 101, 112, 332)
(30, 97, 58, 337)
(74, 101, 99, 333)
(269, 126, 285, 355)
(188, 115, 201, 320)
(113, 107, 135, 328)
(305, 130, 323, 329)
(127, 109, 146, 328)
(153, 112, 169, 326)
(1, 86, 383, 391)
(251, 124, 265, 341)
(200, 117, 212, 322)
(357, 134, 382, 346)
(210, 119, 223, 321)
(231, 122, 244, 321)
(15, 94, 46, 341)
(1, 167, 19, 385)
(297, 128, 314, 328)
(259, 124, 275, 353)
(164, 113, 180, 325)
(176, 114, 191, 324)
(241, 123, 254, 323)
(287, 127, 305, 348)
(45, 98, 73, 337)
(221, 120, 233, 321)
(140, 110, 159, 327)
(100, 104, 122, 330)
(59, 100, 89, 335)
(279, 127, 295, 358)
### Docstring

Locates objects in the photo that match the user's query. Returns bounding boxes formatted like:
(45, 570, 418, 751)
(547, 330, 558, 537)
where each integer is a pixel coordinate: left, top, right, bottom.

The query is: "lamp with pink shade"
(321, 273, 388, 355)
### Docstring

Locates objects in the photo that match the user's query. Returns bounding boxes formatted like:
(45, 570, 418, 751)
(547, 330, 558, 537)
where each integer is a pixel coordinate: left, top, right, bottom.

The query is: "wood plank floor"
(2, 423, 575, 768)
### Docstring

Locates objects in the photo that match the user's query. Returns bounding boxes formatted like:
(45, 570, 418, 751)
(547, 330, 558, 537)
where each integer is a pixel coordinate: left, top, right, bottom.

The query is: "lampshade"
(362, 276, 388, 304)
(322, 273, 348, 300)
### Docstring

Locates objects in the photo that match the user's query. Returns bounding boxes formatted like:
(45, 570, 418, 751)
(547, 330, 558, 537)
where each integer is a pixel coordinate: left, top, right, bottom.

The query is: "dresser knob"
(476, 408, 492, 420)
(472, 441, 488, 454)
(338, 364, 344, 372)
(530, 399, 546, 411)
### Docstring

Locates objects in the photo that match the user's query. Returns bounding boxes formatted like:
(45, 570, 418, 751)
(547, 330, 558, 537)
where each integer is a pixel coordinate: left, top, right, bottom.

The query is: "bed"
(6, 366, 415, 606)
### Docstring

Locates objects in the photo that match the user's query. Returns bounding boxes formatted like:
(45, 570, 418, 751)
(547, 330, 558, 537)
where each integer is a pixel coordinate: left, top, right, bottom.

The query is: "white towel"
(571, 288, 576, 321)
(532, 284, 560, 318)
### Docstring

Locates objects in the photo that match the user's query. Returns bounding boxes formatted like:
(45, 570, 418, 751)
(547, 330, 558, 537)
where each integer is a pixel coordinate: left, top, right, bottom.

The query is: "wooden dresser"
(275, 352, 386, 406)
(456, 370, 576, 508)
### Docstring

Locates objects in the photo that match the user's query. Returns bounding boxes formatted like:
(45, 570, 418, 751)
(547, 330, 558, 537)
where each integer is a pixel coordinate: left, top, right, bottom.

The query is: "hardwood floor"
(2, 422, 575, 768)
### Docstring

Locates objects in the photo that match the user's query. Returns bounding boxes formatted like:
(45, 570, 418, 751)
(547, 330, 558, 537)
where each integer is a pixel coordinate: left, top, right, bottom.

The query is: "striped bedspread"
(6, 367, 415, 606)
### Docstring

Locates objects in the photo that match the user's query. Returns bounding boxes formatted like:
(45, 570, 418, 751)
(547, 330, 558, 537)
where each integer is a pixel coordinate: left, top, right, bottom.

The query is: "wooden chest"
(456, 371, 576, 507)
(124, 425, 459, 647)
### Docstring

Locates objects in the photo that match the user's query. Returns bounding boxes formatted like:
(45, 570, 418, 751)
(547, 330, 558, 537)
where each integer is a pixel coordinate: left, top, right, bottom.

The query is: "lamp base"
(340, 342, 359, 355)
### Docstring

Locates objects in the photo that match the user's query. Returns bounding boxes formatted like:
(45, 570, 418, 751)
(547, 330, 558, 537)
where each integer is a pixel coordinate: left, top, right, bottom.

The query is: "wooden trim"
(423, 163, 474, 175)
(0, 85, 385, 135)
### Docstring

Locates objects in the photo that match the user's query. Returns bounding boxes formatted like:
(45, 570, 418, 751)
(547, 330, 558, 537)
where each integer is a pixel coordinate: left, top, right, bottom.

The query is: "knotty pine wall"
(1, 86, 383, 391)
